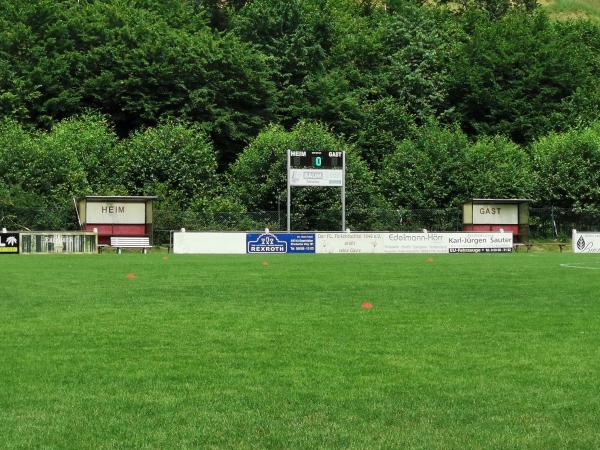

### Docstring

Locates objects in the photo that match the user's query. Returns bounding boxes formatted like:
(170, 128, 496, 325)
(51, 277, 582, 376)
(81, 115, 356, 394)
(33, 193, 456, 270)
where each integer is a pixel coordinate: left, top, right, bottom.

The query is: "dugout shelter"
(77, 195, 157, 245)
(463, 198, 530, 241)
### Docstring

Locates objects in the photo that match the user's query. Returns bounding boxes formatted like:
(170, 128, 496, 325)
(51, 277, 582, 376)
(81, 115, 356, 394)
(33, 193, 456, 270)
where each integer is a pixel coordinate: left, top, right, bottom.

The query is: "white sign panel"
(472, 204, 518, 225)
(87, 202, 146, 224)
(572, 230, 600, 253)
(316, 232, 513, 254)
(174, 232, 246, 254)
(289, 169, 343, 187)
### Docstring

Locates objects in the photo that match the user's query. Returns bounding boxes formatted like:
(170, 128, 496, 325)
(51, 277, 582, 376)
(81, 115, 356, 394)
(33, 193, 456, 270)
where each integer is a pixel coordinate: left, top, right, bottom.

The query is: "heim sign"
(85, 202, 146, 224)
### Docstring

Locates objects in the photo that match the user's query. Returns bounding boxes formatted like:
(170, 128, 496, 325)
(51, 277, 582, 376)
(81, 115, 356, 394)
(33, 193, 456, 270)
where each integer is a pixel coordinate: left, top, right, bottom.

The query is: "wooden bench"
(110, 236, 151, 254)
(513, 242, 567, 253)
(513, 243, 533, 252)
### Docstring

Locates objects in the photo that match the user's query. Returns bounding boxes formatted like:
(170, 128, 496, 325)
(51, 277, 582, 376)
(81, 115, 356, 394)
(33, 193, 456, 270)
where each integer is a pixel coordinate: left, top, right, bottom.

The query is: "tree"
(379, 123, 470, 209)
(446, 12, 600, 144)
(120, 121, 219, 209)
(461, 136, 533, 199)
(531, 122, 600, 211)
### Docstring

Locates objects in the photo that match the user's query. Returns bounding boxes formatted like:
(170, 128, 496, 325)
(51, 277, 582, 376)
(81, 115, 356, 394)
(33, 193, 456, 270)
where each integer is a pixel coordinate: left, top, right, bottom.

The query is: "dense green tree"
(531, 122, 600, 211)
(379, 123, 470, 209)
(120, 121, 219, 209)
(447, 12, 600, 143)
(461, 136, 534, 199)
(0, 0, 276, 164)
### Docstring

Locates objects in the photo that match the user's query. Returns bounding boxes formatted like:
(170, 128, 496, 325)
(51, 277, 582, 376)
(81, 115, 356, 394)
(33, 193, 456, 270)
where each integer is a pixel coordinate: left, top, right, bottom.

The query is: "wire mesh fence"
(3, 205, 600, 245)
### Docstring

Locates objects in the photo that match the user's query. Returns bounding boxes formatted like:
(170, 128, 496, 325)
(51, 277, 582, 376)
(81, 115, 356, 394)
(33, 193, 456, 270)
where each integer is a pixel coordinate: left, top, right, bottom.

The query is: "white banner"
(572, 230, 600, 253)
(87, 202, 146, 224)
(289, 169, 343, 187)
(316, 232, 513, 254)
(173, 232, 246, 254)
(173, 231, 513, 254)
(472, 204, 518, 225)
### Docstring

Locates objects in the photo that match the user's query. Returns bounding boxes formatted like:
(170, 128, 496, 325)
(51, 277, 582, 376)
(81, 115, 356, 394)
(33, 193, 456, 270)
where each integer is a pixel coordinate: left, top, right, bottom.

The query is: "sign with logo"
(572, 230, 600, 253)
(316, 232, 513, 254)
(472, 204, 518, 225)
(86, 202, 146, 224)
(0, 232, 19, 254)
(246, 233, 316, 254)
(289, 169, 343, 186)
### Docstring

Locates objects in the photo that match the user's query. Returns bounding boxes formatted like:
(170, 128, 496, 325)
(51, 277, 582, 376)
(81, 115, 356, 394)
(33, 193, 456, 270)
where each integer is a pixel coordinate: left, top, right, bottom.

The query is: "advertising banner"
(316, 232, 513, 254)
(173, 231, 512, 254)
(246, 233, 316, 254)
(0, 232, 19, 254)
(289, 169, 343, 187)
(572, 230, 600, 253)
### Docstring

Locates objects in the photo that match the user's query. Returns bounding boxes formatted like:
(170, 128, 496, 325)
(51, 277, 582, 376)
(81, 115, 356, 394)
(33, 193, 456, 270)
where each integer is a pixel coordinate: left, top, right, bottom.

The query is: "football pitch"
(1, 253, 600, 449)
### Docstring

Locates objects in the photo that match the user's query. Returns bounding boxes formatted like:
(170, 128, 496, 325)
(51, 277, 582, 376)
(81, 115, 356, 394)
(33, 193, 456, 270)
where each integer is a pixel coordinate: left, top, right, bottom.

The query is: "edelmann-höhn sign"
(173, 231, 512, 254)
(316, 232, 512, 254)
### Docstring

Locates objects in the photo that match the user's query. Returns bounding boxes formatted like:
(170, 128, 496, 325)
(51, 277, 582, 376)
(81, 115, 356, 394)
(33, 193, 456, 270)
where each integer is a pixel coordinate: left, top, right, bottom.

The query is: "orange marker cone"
(127, 273, 137, 279)
(361, 302, 373, 310)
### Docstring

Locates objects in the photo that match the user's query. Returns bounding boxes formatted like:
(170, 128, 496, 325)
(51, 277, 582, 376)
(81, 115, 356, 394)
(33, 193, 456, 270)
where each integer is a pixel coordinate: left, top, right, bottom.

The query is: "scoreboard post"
(286, 150, 346, 232)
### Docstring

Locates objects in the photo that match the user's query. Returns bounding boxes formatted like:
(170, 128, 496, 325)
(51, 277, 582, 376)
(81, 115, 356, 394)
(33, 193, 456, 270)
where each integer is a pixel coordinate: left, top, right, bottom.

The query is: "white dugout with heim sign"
(173, 231, 513, 254)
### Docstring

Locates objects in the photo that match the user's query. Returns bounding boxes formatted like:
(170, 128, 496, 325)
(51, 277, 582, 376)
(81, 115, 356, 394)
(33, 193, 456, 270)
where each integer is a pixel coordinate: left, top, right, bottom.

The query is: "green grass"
(542, 0, 600, 22)
(2, 253, 600, 449)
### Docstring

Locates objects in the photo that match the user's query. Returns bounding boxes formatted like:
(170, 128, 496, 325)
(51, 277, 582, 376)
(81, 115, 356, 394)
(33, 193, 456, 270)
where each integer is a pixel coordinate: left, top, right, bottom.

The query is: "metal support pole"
(287, 150, 291, 232)
(341, 151, 346, 231)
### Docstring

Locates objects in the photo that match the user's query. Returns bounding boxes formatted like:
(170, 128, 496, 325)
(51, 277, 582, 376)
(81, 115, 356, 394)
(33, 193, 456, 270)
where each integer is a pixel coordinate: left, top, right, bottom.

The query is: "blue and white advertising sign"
(246, 233, 316, 254)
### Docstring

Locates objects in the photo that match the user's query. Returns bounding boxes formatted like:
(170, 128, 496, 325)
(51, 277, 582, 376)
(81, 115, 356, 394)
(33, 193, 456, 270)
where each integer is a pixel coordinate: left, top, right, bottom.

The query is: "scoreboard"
(288, 150, 345, 187)
(290, 151, 344, 170)
(286, 149, 346, 231)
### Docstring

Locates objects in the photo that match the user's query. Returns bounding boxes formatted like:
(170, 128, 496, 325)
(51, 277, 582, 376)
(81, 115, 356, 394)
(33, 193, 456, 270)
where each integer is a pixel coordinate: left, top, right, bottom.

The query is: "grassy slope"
(542, 0, 600, 22)
(1, 253, 600, 449)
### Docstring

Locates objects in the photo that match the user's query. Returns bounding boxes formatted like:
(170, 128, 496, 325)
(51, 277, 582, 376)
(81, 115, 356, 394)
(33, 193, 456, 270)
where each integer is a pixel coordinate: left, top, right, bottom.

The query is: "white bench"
(110, 236, 151, 254)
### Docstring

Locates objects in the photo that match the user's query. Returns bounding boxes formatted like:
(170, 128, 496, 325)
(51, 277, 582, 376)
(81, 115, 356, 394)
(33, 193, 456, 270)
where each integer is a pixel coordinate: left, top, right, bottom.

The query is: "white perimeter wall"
(173, 232, 246, 254)
(173, 231, 513, 254)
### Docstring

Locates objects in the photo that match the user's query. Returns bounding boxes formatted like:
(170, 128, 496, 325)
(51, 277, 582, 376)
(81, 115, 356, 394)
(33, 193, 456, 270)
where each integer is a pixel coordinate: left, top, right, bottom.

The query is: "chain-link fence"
(3, 205, 600, 245)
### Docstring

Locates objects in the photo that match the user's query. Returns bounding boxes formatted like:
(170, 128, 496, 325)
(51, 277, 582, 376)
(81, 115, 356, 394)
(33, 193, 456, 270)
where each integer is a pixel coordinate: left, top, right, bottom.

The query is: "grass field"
(2, 253, 600, 449)
(542, 0, 600, 22)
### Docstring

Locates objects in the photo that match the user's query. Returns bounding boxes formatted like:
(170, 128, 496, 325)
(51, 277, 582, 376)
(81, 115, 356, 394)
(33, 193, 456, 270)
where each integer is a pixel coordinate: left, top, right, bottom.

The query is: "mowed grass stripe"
(1, 253, 600, 449)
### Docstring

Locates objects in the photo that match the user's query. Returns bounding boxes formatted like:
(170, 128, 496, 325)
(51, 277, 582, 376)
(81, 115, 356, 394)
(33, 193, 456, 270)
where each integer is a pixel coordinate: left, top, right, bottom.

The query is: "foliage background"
(2, 0, 600, 228)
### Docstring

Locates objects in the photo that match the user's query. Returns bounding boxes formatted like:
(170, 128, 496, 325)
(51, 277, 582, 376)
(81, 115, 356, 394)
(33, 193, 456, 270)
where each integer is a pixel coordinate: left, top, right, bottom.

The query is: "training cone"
(127, 273, 137, 279)
(162, 256, 168, 261)
(361, 302, 373, 310)
(262, 261, 269, 267)
(426, 257, 434, 263)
